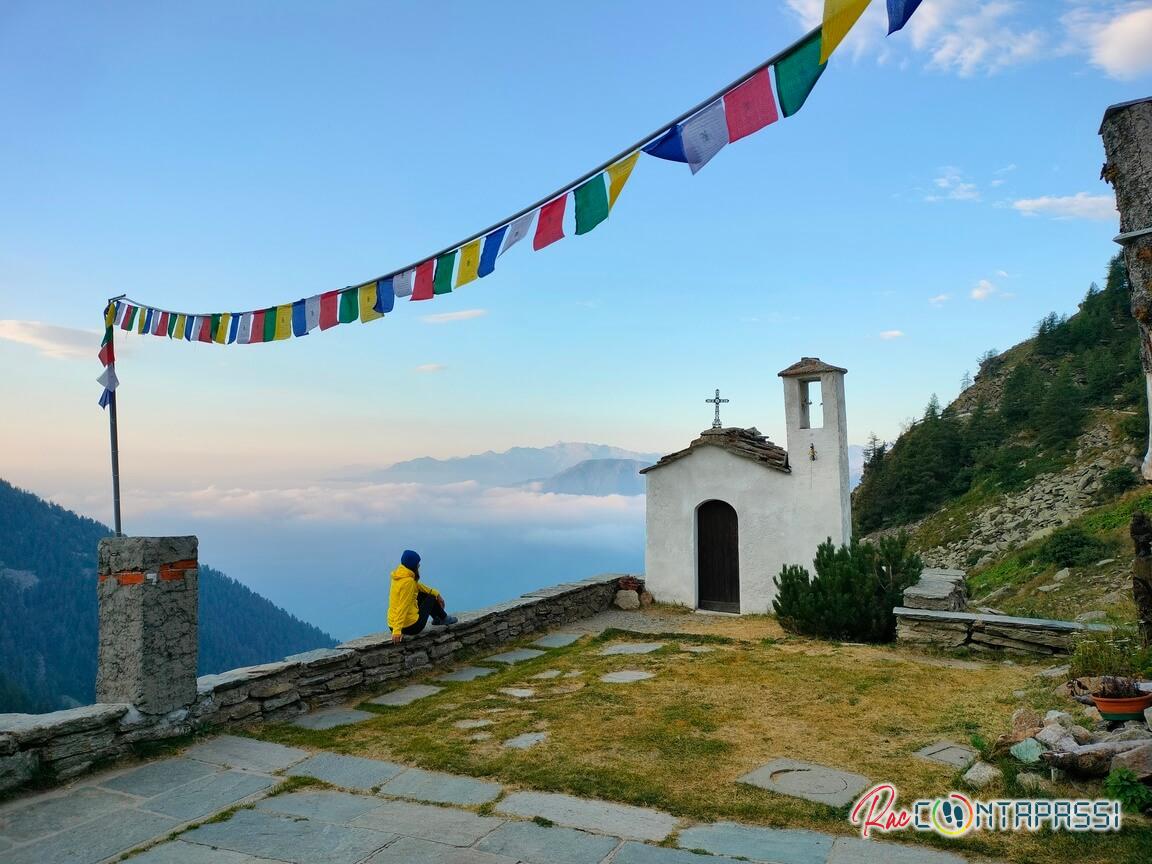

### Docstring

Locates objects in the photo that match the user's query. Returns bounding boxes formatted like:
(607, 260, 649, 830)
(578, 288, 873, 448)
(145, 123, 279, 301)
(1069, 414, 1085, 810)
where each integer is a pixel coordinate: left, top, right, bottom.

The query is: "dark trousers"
(402, 591, 447, 635)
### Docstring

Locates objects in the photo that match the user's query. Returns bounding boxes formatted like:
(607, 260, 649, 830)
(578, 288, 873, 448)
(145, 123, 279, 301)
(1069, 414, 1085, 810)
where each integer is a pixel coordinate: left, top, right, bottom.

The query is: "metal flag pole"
(106, 296, 124, 536)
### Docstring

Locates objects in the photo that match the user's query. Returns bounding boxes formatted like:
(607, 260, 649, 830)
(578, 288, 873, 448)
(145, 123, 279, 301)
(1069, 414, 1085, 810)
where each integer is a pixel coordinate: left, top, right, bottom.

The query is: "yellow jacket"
(388, 564, 440, 636)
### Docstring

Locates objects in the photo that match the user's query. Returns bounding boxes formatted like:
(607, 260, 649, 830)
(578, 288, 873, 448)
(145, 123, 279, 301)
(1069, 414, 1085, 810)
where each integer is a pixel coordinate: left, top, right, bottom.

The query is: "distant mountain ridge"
(525, 459, 652, 496)
(355, 442, 662, 487)
(0, 479, 336, 713)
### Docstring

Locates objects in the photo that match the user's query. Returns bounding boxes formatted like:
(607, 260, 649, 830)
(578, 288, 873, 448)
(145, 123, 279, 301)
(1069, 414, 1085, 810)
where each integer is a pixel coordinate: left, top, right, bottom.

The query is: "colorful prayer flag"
(209, 313, 222, 343)
(433, 251, 456, 295)
(479, 226, 507, 277)
(574, 174, 609, 235)
(359, 282, 384, 322)
(394, 269, 414, 298)
(261, 307, 277, 342)
(237, 312, 253, 344)
(104, 303, 117, 328)
(174, 314, 188, 340)
(682, 100, 728, 174)
(167, 312, 177, 337)
(97, 365, 119, 392)
(114, 303, 128, 327)
(338, 287, 358, 322)
(821, 0, 871, 63)
(99, 388, 112, 409)
(250, 310, 266, 342)
(457, 240, 481, 287)
(606, 152, 639, 210)
(305, 295, 321, 331)
(227, 313, 239, 343)
(533, 195, 566, 250)
(198, 315, 213, 343)
(121, 305, 138, 331)
(886, 0, 922, 34)
(724, 69, 779, 142)
(155, 311, 169, 336)
(412, 260, 435, 301)
(292, 299, 308, 336)
(501, 213, 534, 256)
(184, 315, 197, 341)
(319, 291, 340, 330)
(643, 126, 688, 163)
(775, 29, 827, 117)
(374, 278, 395, 314)
(137, 308, 150, 335)
(274, 304, 293, 340)
(98, 339, 114, 367)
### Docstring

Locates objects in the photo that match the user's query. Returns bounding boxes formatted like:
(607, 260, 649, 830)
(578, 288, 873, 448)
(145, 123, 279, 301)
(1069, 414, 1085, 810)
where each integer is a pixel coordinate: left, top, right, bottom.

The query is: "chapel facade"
(641, 358, 852, 614)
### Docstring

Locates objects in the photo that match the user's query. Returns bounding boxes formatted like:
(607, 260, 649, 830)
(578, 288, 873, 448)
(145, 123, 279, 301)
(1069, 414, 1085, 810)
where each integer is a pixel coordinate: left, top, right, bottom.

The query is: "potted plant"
(1091, 676, 1152, 721)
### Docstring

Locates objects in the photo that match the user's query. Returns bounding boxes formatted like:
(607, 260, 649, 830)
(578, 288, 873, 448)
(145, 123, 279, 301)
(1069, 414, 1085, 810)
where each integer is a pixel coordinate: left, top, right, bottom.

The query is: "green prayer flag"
(263, 307, 277, 342)
(339, 287, 359, 323)
(574, 174, 609, 235)
(774, 29, 827, 118)
(210, 313, 222, 341)
(434, 251, 456, 295)
(167, 313, 177, 337)
(101, 325, 112, 346)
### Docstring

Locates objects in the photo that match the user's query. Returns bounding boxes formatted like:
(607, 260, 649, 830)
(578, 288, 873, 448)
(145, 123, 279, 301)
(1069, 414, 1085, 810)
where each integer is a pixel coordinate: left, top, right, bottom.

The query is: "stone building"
(641, 358, 852, 613)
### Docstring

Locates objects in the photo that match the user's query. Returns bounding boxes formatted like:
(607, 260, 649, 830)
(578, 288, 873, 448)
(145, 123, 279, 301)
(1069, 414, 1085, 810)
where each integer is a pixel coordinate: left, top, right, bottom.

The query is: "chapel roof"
(639, 427, 791, 476)
(777, 357, 848, 378)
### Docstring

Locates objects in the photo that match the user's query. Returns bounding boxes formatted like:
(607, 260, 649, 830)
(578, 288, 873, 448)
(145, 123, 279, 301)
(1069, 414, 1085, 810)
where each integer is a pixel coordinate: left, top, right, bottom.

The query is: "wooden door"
(697, 500, 739, 613)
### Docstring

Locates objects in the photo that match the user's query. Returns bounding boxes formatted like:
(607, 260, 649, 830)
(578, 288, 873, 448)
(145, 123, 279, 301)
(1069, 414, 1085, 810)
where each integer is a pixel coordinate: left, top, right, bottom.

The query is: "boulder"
(614, 590, 640, 610)
(1111, 743, 1152, 781)
(1035, 724, 1077, 751)
(1011, 708, 1043, 738)
(639, 591, 654, 607)
(1010, 738, 1045, 765)
(0, 704, 130, 746)
(962, 761, 1002, 789)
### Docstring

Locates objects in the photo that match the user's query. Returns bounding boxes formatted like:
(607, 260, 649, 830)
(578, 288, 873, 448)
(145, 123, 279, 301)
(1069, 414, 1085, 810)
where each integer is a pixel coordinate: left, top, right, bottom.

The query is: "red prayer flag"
(120, 305, 135, 331)
(197, 316, 212, 343)
(250, 309, 266, 342)
(412, 260, 435, 301)
(723, 69, 779, 143)
(533, 196, 566, 251)
(98, 341, 114, 366)
(156, 311, 170, 335)
(319, 290, 340, 330)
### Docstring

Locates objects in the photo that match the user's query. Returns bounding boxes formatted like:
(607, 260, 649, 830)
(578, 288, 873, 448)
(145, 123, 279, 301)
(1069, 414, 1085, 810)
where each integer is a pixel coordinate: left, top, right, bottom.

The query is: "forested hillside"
(854, 254, 1143, 534)
(0, 479, 335, 713)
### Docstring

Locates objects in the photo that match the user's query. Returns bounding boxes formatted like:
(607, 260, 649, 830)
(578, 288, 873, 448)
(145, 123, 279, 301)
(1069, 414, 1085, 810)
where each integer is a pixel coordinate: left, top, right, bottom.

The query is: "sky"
(2, 1, 1151, 632)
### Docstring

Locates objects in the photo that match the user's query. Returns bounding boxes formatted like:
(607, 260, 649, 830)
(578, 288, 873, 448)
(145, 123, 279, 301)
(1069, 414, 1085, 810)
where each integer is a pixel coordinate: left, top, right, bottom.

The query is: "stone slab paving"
(380, 767, 502, 806)
(185, 734, 309, 773)
(531, 632, 582, 648)
(915, 741, 978, 769)
(678, 822, 834, 864)
(141, 769, 278, 822)
(0, 809, 178, 864)
(288, 752, 405, 791)
(130, 841, 278, 863)
(257, 789, 384, 823)
(292, 707, 377, 730)
(497, 687, 535, 699)
(367, 835, 518, 864)
(351, 798, 506, 847)
(503, 731, 549, 750)
(827, 836, 968, 864)
(600, 670, 655, 683)
(98, 757, 221, 798)
(474, 820, 619, 864)
(0, 785, 133, 842)
(738, 758, 871, 808)
(598, 642, 665, 655)
(483, 649, 546, 664)
(435, 666, 497, 683)
(614, 841, 744, 864)
(368, 684, 444, 706)
(181, 808, 392, 864)
(497, 790, 677, 842)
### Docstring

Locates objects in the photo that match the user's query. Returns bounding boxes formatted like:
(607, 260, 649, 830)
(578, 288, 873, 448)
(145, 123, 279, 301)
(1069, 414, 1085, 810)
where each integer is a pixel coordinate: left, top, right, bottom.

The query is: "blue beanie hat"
(401, 550, 421, 570)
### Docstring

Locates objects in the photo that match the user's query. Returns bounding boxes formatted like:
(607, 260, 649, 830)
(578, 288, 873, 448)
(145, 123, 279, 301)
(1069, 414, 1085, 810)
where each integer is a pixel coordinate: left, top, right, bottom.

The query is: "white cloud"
(879, 330, 905, 340)
(996, 269, 1010, 277)
(421, 309, 488, 324)
(925, 166, 980, 202)
(0, 320, 100, 359)
(1011, 192, 1118, 220)
(1062, 3, 1152, 79)
(971, 279, 998, 301)
(929, 293, 951, 306)
(415, 363, 447, 374)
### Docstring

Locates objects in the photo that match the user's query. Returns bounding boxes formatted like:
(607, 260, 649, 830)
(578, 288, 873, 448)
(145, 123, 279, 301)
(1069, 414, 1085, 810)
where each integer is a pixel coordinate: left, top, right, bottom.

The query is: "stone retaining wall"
(895, 606, 1110, 655)
(0, 574, 621, 794)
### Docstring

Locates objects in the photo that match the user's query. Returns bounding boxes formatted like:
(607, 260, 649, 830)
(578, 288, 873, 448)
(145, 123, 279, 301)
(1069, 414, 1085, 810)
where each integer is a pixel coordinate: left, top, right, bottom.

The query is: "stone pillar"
(96, 536, 199, 714)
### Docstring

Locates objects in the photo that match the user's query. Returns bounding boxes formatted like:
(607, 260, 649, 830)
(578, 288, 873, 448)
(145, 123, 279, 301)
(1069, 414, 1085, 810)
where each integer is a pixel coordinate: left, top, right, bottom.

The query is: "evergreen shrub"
(1039, 526, 1108, 568)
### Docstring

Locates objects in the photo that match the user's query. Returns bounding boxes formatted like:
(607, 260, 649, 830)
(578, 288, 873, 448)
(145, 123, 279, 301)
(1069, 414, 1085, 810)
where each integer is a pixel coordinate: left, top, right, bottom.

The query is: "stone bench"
(894, 606, 1110, 655)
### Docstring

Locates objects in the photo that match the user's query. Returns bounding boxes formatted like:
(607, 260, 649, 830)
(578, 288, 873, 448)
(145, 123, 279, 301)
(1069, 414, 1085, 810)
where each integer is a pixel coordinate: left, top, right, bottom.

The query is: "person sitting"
(389, 549, 457, 643)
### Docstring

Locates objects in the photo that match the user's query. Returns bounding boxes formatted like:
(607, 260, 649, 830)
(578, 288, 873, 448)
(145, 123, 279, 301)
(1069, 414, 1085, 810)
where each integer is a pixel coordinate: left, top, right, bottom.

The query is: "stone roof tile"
(776, 357, 847, 378)
(639, 427, 790, 476)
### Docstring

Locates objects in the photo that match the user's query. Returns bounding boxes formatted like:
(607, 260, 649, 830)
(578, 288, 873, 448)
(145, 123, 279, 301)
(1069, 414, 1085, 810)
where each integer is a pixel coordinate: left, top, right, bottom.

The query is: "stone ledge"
(895, 606, 1110, 656)
(894, 607, 1111, 633)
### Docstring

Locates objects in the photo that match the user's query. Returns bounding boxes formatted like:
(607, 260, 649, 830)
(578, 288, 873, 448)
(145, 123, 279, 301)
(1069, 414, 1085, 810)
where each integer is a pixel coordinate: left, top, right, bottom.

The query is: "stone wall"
(895, 606, 1110, 655)
(0, 574, 621, 794)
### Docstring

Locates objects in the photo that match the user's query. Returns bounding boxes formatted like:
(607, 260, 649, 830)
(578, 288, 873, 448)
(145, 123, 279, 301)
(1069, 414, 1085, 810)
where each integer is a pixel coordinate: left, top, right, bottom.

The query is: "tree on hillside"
(960, 370, 973, 391)
(1035, 366, 1085, 448)
(999, 364, 1045, 429)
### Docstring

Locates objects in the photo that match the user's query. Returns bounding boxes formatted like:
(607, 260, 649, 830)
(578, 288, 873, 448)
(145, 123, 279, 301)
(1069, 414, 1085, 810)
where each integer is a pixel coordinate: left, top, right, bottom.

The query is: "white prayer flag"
(682, 100, 729, 174)
(393, 269, 414, 298)
(237, 312, 253, 344)
(114, 303, 127, 326)
(96, 365, 119, 392)
(500, 212, 535, 256)
(304, 295, 321, 331)
(150, 311, 164, 336)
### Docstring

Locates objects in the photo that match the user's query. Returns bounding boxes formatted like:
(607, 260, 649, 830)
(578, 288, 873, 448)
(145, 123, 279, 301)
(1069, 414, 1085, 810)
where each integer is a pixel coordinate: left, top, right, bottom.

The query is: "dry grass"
(253, 611, 1151, 864)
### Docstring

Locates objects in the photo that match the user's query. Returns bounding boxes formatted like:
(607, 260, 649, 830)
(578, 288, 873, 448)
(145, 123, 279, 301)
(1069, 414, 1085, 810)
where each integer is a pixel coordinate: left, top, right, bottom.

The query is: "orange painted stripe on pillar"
(115, 572, 146, 585)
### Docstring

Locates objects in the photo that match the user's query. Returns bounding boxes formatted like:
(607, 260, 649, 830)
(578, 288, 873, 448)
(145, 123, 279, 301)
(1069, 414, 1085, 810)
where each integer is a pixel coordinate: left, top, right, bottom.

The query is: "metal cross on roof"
(705, 389, 729, 429)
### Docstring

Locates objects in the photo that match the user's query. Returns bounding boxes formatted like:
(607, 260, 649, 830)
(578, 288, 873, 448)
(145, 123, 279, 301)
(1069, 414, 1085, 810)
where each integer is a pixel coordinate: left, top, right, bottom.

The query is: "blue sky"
(1, 2, 1151, 626)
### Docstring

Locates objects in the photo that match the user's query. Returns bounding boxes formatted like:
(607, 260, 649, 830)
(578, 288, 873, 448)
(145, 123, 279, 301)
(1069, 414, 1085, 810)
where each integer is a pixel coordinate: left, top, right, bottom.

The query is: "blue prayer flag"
(887, 0, 923, 34)
(292, 300, 308, 337)
(642, 126, 688, 163)
(227, 313, 239, 344)
(98, 388, 112, 409)
(479, 226, 507, 278)
(374, 278, 395, 314)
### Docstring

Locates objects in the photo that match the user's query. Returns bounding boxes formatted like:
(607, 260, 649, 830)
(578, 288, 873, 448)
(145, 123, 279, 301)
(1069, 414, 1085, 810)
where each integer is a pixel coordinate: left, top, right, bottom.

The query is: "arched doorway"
(697, 500, 739, 613)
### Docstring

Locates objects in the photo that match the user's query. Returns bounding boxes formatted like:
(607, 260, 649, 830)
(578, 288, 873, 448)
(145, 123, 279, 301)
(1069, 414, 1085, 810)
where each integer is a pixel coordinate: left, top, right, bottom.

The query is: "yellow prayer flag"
(275, 304, 293, 340)
(215, 312, 231, 344)
(456, 239, 481, 288)
(820, 0, 871, 63)
(174, 314, 187, 340)
(607, 152, 640, 211)
(359, 282, 384, 322)
(104, 303, 116, 328)
(137, 308, 148, 334)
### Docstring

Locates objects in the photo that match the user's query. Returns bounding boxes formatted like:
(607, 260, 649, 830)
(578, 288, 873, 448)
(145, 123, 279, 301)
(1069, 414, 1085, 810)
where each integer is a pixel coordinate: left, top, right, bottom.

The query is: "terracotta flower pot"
(1090, 692, 1152, 722)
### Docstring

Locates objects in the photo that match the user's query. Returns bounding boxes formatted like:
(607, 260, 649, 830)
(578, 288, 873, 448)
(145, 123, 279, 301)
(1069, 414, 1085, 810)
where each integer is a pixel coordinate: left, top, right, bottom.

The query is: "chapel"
(641, 358, 852, 613)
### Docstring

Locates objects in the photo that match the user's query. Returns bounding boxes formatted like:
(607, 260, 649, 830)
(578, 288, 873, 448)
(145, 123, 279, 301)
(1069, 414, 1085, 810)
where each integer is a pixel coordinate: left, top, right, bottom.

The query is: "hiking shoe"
(437, 615, 458, 626)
